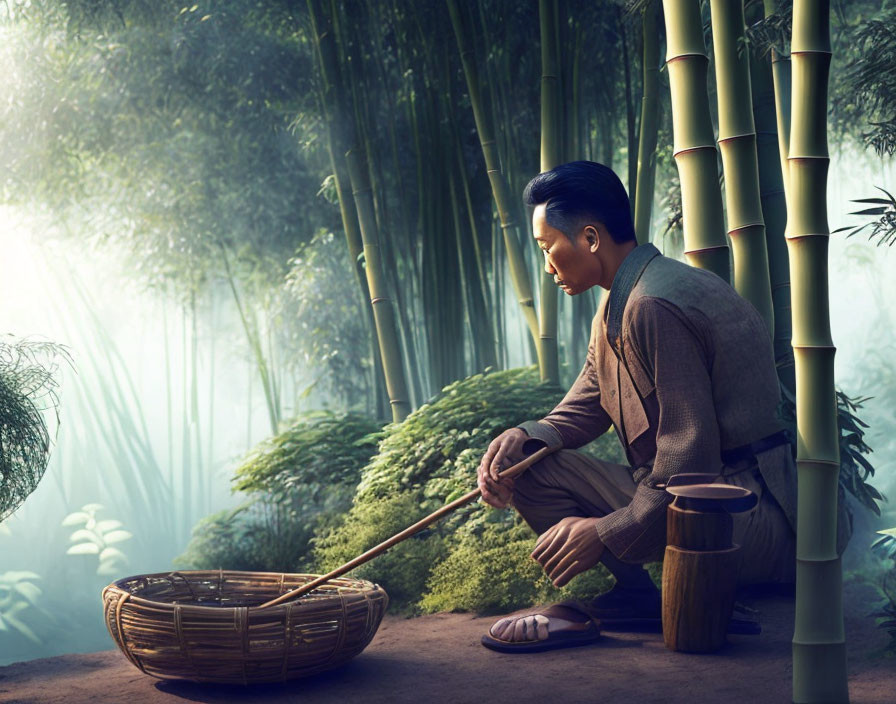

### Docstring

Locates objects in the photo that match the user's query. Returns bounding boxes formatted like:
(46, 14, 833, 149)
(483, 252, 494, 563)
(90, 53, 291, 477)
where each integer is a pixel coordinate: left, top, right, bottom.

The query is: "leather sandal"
(480, 602, 602, 653)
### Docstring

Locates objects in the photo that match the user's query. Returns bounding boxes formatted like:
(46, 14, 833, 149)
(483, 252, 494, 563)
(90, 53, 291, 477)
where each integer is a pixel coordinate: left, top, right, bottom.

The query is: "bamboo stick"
(538, 0, 561, 386)
(634, 0, 660, 245)
(764, 0, 792, 205)
(258, 446, 558, 609)
(710, 0, 775, 338)
(749, 23, 796, 393)
(446, 0, 543, 363)
(662, 0, 730, 281)
(787, 2, 848, 701)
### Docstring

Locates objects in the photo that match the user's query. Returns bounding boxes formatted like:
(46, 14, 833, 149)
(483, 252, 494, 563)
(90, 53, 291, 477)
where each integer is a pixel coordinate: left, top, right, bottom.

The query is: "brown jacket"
(520, 244, 802, 563)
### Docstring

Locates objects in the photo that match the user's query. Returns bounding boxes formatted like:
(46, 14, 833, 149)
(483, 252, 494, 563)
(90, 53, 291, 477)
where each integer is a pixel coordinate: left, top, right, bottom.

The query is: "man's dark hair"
(523, 161, 636, 244)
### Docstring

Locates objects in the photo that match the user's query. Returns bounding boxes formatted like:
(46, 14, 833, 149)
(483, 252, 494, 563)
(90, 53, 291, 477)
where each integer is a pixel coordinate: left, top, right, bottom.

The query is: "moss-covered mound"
(313, 366, 625, 613)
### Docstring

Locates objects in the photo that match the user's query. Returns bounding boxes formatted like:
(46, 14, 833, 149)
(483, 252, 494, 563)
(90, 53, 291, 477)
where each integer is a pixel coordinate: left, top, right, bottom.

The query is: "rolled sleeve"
(595, 296, 722, 563)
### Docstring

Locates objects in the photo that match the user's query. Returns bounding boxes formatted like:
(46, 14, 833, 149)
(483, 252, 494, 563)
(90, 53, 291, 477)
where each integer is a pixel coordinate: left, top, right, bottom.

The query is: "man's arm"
(517, 331, 613, 453)
(595, 296, 721, 564)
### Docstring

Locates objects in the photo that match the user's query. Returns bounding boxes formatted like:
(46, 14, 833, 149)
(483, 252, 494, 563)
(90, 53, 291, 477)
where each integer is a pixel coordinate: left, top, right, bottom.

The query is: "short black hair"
(523, 161, 636, 244)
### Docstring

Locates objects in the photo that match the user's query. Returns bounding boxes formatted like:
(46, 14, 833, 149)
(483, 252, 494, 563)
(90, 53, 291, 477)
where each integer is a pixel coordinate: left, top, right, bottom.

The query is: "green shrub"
(314, 366, 626, 613)
(177, 411, 382, 572)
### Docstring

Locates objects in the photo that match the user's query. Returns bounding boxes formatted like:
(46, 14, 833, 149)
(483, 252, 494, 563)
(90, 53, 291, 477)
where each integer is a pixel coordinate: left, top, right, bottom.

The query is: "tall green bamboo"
(749, 24, 795, 393)
(787, 2, 847, 700)
(308, 0, 410, 422)
(710, 0, 774, 338)
(633, 0, 660, 245)
(620, 5, 639, 212)
(764, 0, 793, 208)
(344, 145, 412, 422)
(306, 0, 388, 417)
(538, 0, 561, 386)
(662, 0, 730, 281)
(446, 0, 542, 366)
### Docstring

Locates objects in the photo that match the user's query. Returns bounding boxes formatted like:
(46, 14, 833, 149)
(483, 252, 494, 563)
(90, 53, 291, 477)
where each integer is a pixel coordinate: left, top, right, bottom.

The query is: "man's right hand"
(477, 428, 528, 509)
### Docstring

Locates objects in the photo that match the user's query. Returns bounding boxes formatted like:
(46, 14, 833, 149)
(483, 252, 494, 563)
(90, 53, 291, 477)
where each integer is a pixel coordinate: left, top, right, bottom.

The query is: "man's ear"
(585, 225, 601, 253)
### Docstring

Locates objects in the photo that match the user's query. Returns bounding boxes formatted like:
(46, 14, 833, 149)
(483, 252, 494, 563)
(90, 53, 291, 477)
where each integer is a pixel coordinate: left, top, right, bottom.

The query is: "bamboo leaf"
(0, 571, 41, 582)
(99, 546, 127, 562)
(5, 614, 41, 644)
(66, 542, 99, 555)
(95, 520, 123, 533)
(96, 562, 121, 576)
(850, 197, 891, 205)
(850, 206, 888, 216)
(61, 512, 90, 526)
(69, 529, 103, 545)
(102, 530, 133, 544)
(13, 581, 42, 607)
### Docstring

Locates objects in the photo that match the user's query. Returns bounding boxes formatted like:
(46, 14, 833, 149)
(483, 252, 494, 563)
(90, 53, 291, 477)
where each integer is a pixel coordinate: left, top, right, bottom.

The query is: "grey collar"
(606, 243, 660, 357)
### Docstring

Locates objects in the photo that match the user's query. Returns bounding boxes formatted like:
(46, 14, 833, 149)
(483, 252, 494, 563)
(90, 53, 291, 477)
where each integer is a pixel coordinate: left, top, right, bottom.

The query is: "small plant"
(0, 336, 69, 522)
(871, 527, 896, 653)
(62, 503, 133, 576)
(833, 186, 896, 247)
(177, 411, 382, 572)
(779, 389, 884, 516)
(0, 571, 47, 644)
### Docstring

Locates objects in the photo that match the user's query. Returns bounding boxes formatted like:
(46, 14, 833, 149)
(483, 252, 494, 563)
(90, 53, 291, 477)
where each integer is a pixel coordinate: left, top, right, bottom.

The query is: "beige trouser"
(511, 450, 796, 586)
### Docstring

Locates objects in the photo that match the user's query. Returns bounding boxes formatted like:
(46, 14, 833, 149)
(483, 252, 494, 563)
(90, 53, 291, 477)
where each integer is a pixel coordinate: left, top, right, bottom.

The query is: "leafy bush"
(62, 503, 133, 576)
(870, 528, 896, 653)
(176, 411, 382, 572)
(780, 389, 884, 515)
(314, 366, 625, 613)
(0, 337, 67, 522)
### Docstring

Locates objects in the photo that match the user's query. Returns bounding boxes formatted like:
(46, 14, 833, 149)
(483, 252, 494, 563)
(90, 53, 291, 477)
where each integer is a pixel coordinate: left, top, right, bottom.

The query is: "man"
(476, 161, 844, 653)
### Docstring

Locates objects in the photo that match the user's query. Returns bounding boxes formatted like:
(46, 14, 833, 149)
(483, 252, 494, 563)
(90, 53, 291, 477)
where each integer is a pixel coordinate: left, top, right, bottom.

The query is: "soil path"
(0, 581, 893, 704)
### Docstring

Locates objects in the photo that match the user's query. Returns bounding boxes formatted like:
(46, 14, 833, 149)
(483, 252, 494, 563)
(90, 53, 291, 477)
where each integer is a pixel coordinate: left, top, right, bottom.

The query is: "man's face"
(532, 204, 601, 295)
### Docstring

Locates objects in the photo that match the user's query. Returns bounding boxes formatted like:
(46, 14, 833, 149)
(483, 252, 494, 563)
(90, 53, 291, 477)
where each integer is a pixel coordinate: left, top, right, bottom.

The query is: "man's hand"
(531, 516, 606, 588)
(477, 428, 528, 509)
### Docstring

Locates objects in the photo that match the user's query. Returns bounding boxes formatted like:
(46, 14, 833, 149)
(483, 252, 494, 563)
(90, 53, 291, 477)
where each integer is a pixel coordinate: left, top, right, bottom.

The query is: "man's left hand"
(531, 516, 606, 588)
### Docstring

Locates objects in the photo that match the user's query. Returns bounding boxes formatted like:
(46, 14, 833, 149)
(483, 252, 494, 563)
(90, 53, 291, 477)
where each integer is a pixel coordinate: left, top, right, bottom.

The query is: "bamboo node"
(672, 145, 720, 159)
(727, 222, 766, 236)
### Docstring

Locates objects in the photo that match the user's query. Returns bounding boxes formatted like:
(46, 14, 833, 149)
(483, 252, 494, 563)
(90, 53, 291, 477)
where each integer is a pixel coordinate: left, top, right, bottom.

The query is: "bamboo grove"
(1, 0, 880, 697)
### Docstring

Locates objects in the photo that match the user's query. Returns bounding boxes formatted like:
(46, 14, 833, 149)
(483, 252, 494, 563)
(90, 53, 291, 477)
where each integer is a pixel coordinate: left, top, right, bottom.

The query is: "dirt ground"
(0, 579, 893, 704)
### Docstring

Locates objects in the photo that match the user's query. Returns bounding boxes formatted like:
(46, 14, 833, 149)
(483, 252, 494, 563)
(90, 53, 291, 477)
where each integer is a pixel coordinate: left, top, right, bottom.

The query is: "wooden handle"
(256, 445, 557, 609)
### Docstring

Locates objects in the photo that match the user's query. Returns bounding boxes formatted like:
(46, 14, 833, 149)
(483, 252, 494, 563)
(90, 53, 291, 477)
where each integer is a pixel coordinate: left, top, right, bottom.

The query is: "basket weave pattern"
(101, 570, 388, 684)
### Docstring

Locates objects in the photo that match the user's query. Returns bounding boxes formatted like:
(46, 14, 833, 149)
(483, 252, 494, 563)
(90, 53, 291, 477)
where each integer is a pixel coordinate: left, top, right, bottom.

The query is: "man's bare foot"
(481, 602, 601, 652)
(488, 603, 593, 643)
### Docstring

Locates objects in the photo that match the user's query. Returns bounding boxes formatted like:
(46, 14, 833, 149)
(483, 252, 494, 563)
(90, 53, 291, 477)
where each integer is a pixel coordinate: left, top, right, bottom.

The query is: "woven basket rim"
(102, 569, 384, 613)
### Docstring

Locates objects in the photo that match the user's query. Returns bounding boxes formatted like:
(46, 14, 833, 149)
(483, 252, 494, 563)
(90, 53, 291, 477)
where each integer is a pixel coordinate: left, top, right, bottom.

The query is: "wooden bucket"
(101, 570, 388, 684)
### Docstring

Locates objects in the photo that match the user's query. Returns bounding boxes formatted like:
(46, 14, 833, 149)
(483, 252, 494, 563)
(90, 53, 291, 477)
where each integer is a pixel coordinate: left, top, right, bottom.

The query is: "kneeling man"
(477, 161, 844, 653)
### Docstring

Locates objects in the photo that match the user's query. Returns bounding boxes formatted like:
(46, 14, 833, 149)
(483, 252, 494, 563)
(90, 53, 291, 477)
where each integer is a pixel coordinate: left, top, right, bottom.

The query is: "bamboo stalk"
(764, 0, 792, 205)
(710, 0, 774, 338)
(446, 0, 542, 363)
(634, 0, 660, 245)
(787, 2, 847, 701)
(662, 0, 730, 282)
(307, 0, 397, 420)
(538, 0, 561, 386)
(258, 446, 557, 608)
(749, 21, 795, 393)
(621, 5, 639, 211)
(345, 147, 412, 421)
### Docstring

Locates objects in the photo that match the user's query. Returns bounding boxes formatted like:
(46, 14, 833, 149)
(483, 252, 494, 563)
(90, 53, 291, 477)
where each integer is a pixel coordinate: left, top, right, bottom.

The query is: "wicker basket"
(101, 570, 388, 684)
